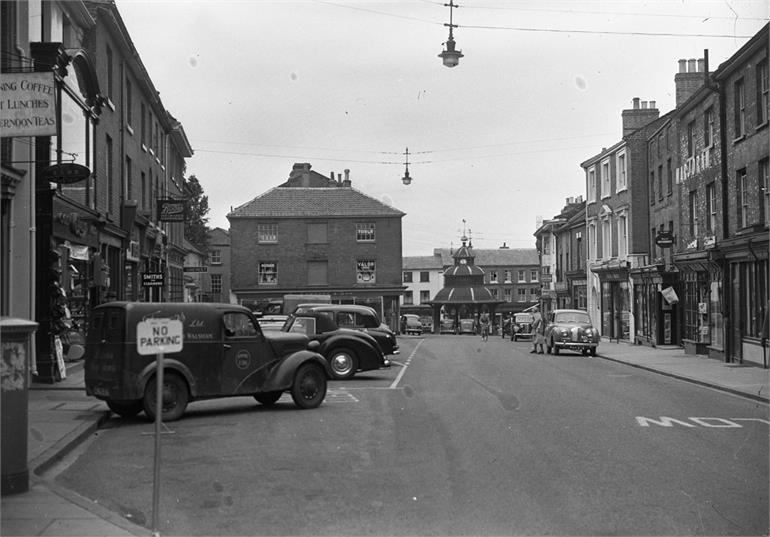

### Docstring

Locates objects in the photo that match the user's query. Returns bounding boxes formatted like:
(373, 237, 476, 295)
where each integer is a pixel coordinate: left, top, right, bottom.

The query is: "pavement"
(2, 339, 768, 537)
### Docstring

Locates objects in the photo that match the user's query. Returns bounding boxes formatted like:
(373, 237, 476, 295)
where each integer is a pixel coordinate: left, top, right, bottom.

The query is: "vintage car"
(400, 314, 423, 335)
(511, 312, 535, 341)
(543, 309, 600, 356)
(459, 318, 476, 335)
(439, 318, 456, 334)
(282, 308, 390, 380)
(84, 302, 329, 421)
(255, 314, 289, 331)
(290, 304, 399, 356)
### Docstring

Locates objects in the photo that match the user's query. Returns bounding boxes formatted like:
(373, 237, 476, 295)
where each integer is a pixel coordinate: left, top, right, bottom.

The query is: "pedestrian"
(530, 307, 545, 354)
(479, 311, 490, 341)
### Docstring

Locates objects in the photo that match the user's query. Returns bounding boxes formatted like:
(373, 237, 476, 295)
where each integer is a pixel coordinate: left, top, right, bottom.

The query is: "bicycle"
(481, 323, 490, 341)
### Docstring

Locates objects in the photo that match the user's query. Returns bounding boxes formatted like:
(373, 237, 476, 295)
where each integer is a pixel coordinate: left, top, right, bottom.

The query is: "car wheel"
(328, 347, 357, 380)
(106, 399, 143, 418)
(581, 348, 589, 356)
(589, 347, 597, 357)
(291, 363, 327, 409)
(546, 341, 552, 354)
(254, 391, 282, 406)
(143, 372, 189, 422)
(553, 341, 560, 355)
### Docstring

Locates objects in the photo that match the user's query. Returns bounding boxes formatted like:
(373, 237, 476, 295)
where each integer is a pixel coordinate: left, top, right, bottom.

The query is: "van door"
(221, 311, 276, 394)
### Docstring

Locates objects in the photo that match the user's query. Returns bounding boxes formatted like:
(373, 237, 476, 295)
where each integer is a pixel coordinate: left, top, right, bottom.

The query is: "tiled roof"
(431, 286, 501, 304)
(228, 187, 405, 218)
(436, 248, 539, 266)
(403, 255, 443, 270)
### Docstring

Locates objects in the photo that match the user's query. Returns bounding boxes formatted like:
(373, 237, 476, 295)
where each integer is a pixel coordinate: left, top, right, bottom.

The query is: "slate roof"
(403, 256, 443, 270)
(228, 186, 405, 219)
(436, 248, 539, 267)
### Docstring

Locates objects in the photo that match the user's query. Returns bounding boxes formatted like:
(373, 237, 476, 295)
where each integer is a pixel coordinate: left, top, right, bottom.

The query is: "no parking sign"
(137, 318, 183, 355)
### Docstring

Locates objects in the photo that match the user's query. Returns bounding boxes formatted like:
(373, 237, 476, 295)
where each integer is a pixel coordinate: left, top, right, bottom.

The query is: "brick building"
(203, 227, 233, 303)
(228, 163, 405, 330)
(546, 196, 587, 311)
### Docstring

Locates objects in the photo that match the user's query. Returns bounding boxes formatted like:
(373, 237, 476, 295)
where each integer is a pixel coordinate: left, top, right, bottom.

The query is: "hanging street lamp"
(438, 0, 463, 68)
(402, 147, 413, 185)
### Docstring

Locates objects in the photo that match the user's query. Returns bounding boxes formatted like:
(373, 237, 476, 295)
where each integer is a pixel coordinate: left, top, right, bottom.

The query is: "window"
(543, 236, 551, 255)
(517, 288, 526, 302)
(530, 269, 538, 281)
(657, 164, 663, 200)
(734, 78, 745, 138)
(601, 219, 611, 259)
(141, 171, 146, 211)
(588, 223, 597, 260)
(403, 271, 413, 283)
(307, 261, 328, 286)
(258, 223, 277, 243)
(737, 169, 749, 228)
(517, 270, 525, 282)
(650, 171, 655, 204)
(489, 271, 498, 284)
(307, 222, 327, 244)
(504, 270, 511, 283)
(356, 223, 375, 242)
(420, 290, 430, 303)
(420, 271, 429, 282)
(403, 291, 413, 305)
(689, 190, 697, 236)
(106, 46, 113, 101)
(704, 107, 714, 147)
(126, 157, 132, 200)
(616, 152, 627, 191)
(141, 103, 146, 146)
(106, 135, 114, 214)
(617, 215, 627, 258)
(761, 158, 769, 226)
(210, 249, 221, 265)
(504, 288, 512, 302)
(706, 182, 716, 232)
(356, 259, 376, 283)
(601, 159, 611, 198)
(126, 79, 133, 127)
(587, 167, 596, 202)
(687, 121, 695, 157)
(224, 312, 258, 337)
(210, 274, 222, 295)
(258, 262, 277, 284)
(757, 60, 768, 125)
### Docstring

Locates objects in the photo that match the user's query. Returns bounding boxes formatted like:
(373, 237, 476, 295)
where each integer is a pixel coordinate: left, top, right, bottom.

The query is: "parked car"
(419, 315, 434, 334)
(543, 309, 600, 356)
(290, 304, 399, 356)
(459, 318, 475, 335)
(255, 314, 289, 331)
(84, 302, 329, 421)
(440, 318, 455, 334)
(511, 312, 535, 341)
(400, 314, 423, 335)
(282, 307, 390, 380)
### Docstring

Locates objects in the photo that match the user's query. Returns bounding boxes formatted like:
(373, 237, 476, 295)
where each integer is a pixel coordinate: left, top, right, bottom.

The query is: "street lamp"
(438, 0, 463, 68)
(402, 147, 412, 185)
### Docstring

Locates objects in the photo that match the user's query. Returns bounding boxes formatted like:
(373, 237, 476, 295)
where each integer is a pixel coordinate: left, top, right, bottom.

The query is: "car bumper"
(554, 341, 598, 351)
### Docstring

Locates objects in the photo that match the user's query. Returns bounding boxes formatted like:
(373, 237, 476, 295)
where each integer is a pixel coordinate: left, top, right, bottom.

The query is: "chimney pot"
(641, 101, 648, 109)
(678, 59, 687, 73)
(633, 97, 640, 109)
(650, 100, 656, 109)
(697, 58, 705, 72)
(688, 58, 697, 72)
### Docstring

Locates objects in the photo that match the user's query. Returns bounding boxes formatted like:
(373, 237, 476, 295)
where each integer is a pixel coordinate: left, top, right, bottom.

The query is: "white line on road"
(390, 339, 425, 390)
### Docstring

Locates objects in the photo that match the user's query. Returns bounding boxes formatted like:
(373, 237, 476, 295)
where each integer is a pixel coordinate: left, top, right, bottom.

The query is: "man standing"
(530, 307, 545, 354)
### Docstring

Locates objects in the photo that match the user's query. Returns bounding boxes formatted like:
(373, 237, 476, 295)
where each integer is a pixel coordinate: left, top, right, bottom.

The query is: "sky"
(115, 0, 769, 256)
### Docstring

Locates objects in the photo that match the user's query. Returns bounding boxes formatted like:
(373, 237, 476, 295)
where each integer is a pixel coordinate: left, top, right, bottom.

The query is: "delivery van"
(84, 302, 330, 421)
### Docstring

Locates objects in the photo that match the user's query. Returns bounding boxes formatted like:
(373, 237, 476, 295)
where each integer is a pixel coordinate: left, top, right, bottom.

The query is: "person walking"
(530, 307, 545, 354)
(480, 311, 491, 341)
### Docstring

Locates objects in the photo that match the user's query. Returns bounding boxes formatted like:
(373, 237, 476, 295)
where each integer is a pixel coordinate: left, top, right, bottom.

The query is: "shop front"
(631, 265, 680, 348)
(591, 262, 631, 342)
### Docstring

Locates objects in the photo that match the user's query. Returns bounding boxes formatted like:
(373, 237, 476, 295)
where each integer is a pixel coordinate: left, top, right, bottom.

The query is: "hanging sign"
(655, 231, 675, 248)
(0, 72, 57, 137)
(41, 163, 91, 184)
(157, 199, 186, 222)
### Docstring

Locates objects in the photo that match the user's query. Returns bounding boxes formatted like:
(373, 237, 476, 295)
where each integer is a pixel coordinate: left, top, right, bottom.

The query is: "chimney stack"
(622, 97, 660, 136)
(675, 53, 709, 108)
(342, 169, 351, 187)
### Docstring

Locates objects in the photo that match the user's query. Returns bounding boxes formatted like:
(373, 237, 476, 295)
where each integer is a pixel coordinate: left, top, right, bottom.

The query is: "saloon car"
(290, 304, 399, 356)
(282, 307, 390, 380)
(543, 309, 600, 356)
(400, 314, 423, 335)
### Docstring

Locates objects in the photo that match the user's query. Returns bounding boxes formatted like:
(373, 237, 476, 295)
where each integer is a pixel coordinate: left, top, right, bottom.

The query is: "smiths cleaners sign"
(137, 318, 183, 355)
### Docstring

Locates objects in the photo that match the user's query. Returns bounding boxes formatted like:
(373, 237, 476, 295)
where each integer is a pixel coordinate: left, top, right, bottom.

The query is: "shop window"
(356, 223, 375, 242)
(210, 274, 222, 295)
(356, 259, 376, 283)
(258, 262, 277, 285)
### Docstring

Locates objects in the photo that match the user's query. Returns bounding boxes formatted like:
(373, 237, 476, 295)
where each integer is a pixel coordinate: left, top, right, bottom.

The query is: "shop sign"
(142, 272, 164, 287)
(704, 235, 716, 247)
(540, 273, 553, 283)
(41, 163, 91, 184)
(0, 72, 56, 137)
(183, 266, 208, 273)
(157, 199, 185, 222)
(655, 231, 675, 248)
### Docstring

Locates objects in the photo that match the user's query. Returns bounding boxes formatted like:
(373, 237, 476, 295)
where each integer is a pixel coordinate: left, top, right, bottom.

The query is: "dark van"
(84, 302, 330, 421)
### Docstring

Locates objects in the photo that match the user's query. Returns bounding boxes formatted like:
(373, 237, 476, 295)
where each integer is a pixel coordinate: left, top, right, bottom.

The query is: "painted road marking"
(390, 339, 425, 390)
(636, 416, 770, 427)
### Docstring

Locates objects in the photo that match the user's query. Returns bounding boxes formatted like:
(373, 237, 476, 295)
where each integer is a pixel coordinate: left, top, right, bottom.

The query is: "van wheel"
(143, 372, 189, 422)
(106, 399, 143, 418)
(291, 363, 327, 409)
(589, 347, 597, 357)
(328, 348, 356, 380)
(254, 391, 282, 406)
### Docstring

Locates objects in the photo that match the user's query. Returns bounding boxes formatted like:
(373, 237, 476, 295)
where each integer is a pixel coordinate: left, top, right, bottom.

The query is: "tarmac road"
(52, 336, 769, 536)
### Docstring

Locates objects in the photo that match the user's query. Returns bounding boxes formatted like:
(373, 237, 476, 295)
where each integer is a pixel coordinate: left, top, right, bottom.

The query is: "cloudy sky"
(116, 0, 768, 256)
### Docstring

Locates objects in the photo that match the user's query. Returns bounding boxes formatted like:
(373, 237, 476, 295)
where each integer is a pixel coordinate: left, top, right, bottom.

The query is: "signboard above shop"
(158, 199, 186, 222)
(0, 72, 57, 137)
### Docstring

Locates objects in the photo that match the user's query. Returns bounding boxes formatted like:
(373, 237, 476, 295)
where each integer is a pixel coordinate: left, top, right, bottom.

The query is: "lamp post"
(402, 147, 412, 185)
(438, 0, 463, 68)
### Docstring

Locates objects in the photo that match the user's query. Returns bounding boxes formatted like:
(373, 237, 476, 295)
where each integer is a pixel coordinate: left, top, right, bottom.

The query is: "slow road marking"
(636, 416, 770, 427)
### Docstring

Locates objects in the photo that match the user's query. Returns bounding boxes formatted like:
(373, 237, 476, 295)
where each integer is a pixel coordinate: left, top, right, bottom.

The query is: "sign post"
(137, 318, 183, 537)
